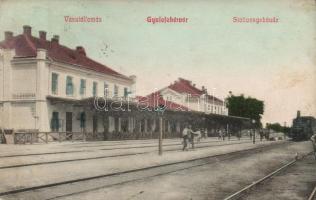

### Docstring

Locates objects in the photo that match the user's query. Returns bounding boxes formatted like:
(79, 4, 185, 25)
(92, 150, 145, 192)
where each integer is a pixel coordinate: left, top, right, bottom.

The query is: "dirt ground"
(51, 142, 312, 200)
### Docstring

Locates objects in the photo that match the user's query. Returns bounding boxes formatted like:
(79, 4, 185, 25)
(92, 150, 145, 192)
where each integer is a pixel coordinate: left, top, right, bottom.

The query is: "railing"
(12, 132, 94, 144)
(9, 131, 182, 144)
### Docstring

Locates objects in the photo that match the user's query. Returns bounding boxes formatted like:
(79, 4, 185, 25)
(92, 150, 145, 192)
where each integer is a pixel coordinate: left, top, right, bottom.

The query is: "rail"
(224, 151, 313, 200)
(308, 185, 316, 200)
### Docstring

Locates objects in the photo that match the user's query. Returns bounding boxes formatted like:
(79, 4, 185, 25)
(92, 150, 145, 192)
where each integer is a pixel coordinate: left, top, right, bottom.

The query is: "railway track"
(0, 140, 253, 169)
(0, 138, 250, 158)
(223, 151, 314, 200)
(308, 185, 316, 200)
(0, 141, 290, 199)
(73, 138, 248, 148)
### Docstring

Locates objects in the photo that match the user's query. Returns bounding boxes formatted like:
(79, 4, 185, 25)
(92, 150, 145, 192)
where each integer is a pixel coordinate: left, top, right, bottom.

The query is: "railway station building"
(0, 25, 136, 134)
(152, 78, 228, 115)
(0, 25, 251, 143)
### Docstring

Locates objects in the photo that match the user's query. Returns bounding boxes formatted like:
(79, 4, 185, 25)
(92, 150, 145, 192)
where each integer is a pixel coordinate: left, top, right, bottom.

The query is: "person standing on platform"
(182, 125, 189, 151)
(188, 125, 195, 149)
(222, 129, 226, 141)
(204, 128, 208, 139)
(195, 129, 202, 143)
(218, 129, 223, 140)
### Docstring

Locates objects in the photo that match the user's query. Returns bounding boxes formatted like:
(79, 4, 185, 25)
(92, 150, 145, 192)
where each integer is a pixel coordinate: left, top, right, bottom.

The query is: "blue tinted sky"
(0, 0, 315, 125)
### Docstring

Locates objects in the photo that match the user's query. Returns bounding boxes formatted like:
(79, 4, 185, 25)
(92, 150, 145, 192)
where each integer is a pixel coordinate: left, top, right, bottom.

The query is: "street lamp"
(252, 119, 256, 144)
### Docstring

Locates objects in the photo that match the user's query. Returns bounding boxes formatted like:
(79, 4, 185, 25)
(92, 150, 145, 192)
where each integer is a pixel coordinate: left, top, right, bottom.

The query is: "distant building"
(291, 110, 316, 140)
(150, 78, 228, 115)
(0, 25, 136, 132)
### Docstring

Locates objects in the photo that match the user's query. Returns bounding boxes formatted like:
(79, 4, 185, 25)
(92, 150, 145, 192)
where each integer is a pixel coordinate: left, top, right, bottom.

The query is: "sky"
(0, 0, 315, 126)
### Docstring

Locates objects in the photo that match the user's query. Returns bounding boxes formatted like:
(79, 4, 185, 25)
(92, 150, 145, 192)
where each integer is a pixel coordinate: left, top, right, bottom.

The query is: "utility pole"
(252, 119, 256, 144)
(253, 129, 255, 144)
(227, 123, 230, 140)
(159, 116, 163, 155)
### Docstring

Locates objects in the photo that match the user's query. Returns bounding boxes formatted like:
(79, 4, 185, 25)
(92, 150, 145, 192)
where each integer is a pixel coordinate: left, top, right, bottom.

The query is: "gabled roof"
(136, 91, 189, 111)
(168, 78, 204, 96)
(167, 78, 223, 103)
(0, 27, 131, 81)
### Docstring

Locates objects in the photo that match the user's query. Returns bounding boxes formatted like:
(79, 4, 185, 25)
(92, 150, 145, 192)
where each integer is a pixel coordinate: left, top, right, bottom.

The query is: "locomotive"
(290, 111, 316, 141)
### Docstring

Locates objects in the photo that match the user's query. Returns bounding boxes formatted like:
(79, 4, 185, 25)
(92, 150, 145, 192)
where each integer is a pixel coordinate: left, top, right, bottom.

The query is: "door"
(66, 112, 73, 132)
(52, 112, 59, 132)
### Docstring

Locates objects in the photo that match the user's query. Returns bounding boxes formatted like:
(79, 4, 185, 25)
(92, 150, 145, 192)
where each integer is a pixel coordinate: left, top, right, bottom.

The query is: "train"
(290, 111, 316, 141)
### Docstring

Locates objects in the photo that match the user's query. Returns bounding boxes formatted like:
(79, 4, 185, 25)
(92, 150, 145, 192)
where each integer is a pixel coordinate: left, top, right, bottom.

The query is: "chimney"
(39, 31, 46, 40)
(201, 86, 207, 94)
(52, 35, 59, 42)
(51, 35, 59, 48)
(76, 46, 86, 56)
(297, 110, 301, 118)
(23, 25, 32, 35)
(193, 83, 196, 87)
(4, 31, 13, 41)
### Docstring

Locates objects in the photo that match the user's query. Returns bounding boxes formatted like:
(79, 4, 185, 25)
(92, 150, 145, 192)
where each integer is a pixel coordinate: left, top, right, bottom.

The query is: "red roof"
(168, 78, 204, 96)
(0, 28, 130, 80)
(167, 78, 223, 103)
(136, 92, 189, 111)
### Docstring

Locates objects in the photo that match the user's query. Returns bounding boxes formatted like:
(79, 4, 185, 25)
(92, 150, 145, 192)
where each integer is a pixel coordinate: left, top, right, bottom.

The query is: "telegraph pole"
(159, 116, 163, 155)
(252, 119, 256, 144)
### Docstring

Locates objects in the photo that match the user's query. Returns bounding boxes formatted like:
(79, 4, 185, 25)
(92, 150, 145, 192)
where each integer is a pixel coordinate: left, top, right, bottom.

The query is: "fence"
(12, 132, 92, 144)
(3, 130, 181, 144)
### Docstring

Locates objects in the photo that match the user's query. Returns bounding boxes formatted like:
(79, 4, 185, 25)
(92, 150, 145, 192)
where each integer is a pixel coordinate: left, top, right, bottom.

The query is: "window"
(104, 82, 109, 97)
(51, 73, 58, 94)
(51, 112, 59, 131)
(66, 76, 74, 96)
(208, 105, 210, 111)
(80, 79, 86, 96)
(124, 87, 128, 98)
(114, 85, 119, 97)
(80, 112, 86, 129)
(93, 81, 98, 97)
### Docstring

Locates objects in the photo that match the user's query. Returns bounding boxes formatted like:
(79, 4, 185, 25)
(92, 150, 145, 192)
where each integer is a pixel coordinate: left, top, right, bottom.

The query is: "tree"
(225, 93, 264, 127)
(266, 123, 290, 134)
(266, 123, 282, 132)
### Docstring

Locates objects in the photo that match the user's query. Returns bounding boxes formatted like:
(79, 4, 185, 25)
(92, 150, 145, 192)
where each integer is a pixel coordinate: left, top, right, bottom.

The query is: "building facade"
(155, 78, 228, 115)
(0, 25, 136, 133)
(0, 26, 249, 144)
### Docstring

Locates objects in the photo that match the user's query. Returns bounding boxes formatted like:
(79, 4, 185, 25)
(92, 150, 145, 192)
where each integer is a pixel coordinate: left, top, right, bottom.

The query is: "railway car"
(290, 111, 316, 141)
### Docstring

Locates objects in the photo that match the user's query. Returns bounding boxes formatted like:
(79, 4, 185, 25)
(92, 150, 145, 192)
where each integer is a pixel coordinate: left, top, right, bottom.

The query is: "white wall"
(48, 102, 115, 133)
(48, 63, 133, 99)
(0, 44, 136, 132)
(11, 64, 37, 95)
(11, 102, 36, 130)
(160, 87, 228, 115)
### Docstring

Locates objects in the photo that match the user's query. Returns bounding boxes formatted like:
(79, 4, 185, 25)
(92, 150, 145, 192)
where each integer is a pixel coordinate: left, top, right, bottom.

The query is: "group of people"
(217, 129, 228, 141)
(182, 125, 208, 151)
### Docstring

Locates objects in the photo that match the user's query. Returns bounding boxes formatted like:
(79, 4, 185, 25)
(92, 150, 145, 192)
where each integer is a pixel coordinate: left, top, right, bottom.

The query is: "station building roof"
(0, 25, 131, 81)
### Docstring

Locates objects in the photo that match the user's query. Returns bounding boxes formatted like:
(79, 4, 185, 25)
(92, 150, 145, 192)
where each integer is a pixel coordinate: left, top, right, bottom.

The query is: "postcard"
(0, 0, 315, 199)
